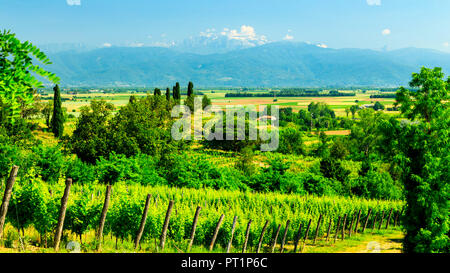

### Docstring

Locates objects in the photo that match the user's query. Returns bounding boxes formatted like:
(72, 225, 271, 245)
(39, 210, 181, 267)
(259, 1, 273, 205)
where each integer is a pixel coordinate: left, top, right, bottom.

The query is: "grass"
(0, 222, 404, 253)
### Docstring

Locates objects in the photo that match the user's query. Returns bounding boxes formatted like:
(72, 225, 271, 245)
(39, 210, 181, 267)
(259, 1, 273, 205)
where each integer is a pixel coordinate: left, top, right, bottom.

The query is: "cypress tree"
(154, 88, 161, 96)
(187, 81, 194, 97)
(51, 84, 64, 138)
(173, 82, 181, 100)
(165, 88, 170, 100)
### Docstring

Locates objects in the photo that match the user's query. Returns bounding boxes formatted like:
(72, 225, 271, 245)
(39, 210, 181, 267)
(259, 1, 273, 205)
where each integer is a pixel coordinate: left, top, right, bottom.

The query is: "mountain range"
(45, 42, 450, 87)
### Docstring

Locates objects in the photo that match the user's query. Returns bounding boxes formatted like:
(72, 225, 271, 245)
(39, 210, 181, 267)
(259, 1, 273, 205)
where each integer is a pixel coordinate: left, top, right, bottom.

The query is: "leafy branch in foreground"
(0, 30, 59, 124)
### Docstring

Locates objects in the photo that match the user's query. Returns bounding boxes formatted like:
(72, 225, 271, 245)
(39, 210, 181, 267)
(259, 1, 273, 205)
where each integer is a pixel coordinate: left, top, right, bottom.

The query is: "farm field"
(48, 89, 398, 118)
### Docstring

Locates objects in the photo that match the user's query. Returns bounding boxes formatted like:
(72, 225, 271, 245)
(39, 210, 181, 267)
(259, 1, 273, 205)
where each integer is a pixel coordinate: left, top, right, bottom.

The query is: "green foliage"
(351, 170, 403, 200)
(278, 127, 305, 155)
(165, 88, 170, 100)
(51, 85, 64, 138)
(65, 157, 96, 184)
(0, 30, 59, 124)
(393, 67, 449, 253)
(173, 82, 181, 100)
(373, 101, 385, 111)
(69, 100, 115, 163)
(320, 157, 350, 183)
(187, 81, 194, 97)
(31, 145, 65, 183)
(202, 95, 212, 109)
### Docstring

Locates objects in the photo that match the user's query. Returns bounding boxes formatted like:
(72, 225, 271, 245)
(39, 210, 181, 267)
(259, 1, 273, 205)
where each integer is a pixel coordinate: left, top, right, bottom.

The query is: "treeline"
(225, 90, 355, 98)
(370, 94, 397, 99)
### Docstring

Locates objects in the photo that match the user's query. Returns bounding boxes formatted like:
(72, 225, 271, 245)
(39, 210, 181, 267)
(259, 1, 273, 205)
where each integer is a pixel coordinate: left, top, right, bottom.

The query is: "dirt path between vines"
(301, 229, 404, 253)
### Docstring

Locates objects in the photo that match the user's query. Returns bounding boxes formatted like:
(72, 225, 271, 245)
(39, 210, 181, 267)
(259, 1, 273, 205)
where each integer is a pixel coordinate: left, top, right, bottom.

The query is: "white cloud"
(129, 42, 144, 47)
(66, 0, 81, 6)
(382, 29, 391, 36)
(102, 43, 112, 48)
(366, 0, 381, 6)
(150, 41, 175, 48)
(444, 42, 449, 47)
(316, 43, 328, 48)
(283, 34, 294, 41)
(219, 25, 268, 46)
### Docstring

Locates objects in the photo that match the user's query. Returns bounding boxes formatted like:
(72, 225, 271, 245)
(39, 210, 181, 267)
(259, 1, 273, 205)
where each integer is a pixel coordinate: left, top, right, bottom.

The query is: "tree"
(51, 84, 64, 138)
(278, 127, 305, 155)
(350, 105, 358, 119)
(345, 107, 350, 118)
(165, 88, 170, 100)
(173, 82, 181, 100)
(0, 30, 59, 124)
(69, 100, 115, 163)
(350, 108, 388, 157)
(154, 88, 161, 96)
(320, 157, 350, 183)
(202, 95, 212, 109)
(187, 81, 194, 97)
(41, 101, 53, 128)
(394, 67, 449, 253)
(373, 101, 385, 111)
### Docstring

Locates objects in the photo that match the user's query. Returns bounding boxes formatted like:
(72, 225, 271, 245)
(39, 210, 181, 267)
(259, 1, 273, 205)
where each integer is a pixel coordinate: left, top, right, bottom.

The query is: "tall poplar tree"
(187, 81, 194, 97)
(51, 84, 64, 138)
(165, 87, 170, 100)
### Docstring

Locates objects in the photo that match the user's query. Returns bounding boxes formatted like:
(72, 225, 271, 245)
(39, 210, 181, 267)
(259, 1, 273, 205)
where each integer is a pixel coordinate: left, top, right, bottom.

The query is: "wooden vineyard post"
(135, 194, 152, 249)
(54, 178, 72, 251)
(209, 214, 224, 252)
(226, 216, 238, 253)
(313, 214, 323, 245)
(242, 219, 252, 253)
(341, 214, 347, 240)
(394, 208, 403, 227)
(385, 208, 393, 229)
(361, 209, 372, 233)
(371, 212, 378, 231)
(187, 206, 202, 252)
(333, 216, 341, 244)
(160, 200, 174, 250)
(293, 222, 303, 253)
(301, 219, 312, 252)
(378, 210, 386, 230)
(348, 214, 355, 237)
(270, 224, 282, 253)
(256, 220, 269, 253)
(280, 220, 290, 253)
(393, 211, 399, 227)
(0, 166, 19, 239)
(354, 210, 362, 233)
(326, 218, 332, 242)
(96, 184, 112, 251)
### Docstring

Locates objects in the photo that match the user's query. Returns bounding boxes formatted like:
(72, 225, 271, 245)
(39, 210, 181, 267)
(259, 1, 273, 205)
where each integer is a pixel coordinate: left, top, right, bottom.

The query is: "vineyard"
(0, 166, 403, 253)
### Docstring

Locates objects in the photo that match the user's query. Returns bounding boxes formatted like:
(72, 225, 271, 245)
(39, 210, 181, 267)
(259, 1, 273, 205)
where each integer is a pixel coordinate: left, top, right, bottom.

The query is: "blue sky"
(1, 0, 449, 52)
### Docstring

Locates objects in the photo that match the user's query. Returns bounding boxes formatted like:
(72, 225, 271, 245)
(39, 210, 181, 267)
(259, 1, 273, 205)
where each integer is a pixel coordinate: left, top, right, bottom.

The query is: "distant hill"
(46, 42, 450, 87)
